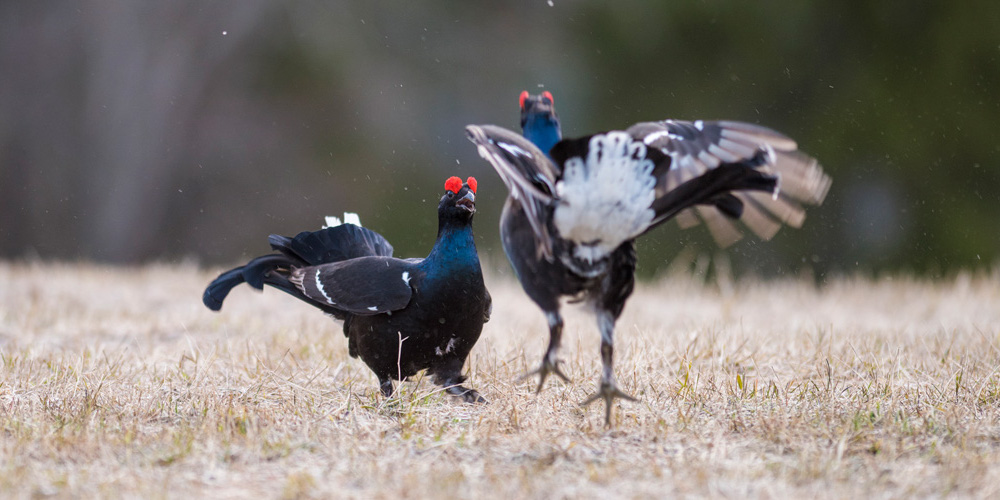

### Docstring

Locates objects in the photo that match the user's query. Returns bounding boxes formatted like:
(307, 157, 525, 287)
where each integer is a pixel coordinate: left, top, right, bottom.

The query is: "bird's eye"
(447, 192, 454, 198)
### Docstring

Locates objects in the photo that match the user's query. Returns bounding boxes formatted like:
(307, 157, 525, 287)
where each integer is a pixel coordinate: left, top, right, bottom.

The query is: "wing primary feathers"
(623, 119, 829, 245)
(289, 257, 414, 315)
(466, 124, 561, 258)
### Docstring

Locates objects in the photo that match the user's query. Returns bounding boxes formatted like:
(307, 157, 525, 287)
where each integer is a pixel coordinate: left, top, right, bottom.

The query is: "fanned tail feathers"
(268, 223, 393, 267)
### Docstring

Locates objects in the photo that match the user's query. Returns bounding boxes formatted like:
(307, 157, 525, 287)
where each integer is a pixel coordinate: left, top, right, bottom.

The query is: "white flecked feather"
(314, 269, 335, 305)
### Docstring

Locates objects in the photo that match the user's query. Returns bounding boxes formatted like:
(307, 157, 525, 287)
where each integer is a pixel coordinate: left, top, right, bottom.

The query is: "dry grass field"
(2, 262, 1000, 499)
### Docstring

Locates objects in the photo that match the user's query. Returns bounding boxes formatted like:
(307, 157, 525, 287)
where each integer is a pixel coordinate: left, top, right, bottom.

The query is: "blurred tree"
(0, 1, 997, 277)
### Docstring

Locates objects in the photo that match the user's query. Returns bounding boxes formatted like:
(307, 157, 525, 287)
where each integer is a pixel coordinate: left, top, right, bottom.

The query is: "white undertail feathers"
(553, 132, 656, 262)
(323, 212, 362, 229)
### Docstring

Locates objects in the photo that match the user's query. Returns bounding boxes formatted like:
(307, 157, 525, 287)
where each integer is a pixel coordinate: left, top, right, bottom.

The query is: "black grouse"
(466, 91, 831, 423)
(202, 176, 491, 403)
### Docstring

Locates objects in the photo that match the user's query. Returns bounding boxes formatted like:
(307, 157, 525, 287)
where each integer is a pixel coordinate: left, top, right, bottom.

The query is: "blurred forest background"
(1, 1, 997, 278)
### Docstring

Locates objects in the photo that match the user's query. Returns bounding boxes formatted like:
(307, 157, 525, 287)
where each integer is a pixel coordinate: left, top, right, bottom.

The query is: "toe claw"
(551, 363, 570, 382)
(518, 359, 570, 393)
(445, 385, 487, 404)
(463, 390, 487, 404)
(580, 381, 637, 426)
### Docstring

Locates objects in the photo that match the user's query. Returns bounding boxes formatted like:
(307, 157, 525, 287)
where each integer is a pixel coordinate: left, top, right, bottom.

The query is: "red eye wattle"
(444, 176, 463, 194)
(466, 177, 477, 194)
(519, 90, 529, 110)
(541, 91, 554, 104)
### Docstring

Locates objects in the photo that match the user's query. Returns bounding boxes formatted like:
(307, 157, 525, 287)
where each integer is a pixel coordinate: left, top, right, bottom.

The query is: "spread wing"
(465, 124, 560, 258)
(290, 256, 418, 315)
(627, 119, 831, 246)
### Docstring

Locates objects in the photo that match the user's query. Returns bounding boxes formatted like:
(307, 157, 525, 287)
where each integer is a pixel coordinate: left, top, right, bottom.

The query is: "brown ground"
(1, 262, 999, 499)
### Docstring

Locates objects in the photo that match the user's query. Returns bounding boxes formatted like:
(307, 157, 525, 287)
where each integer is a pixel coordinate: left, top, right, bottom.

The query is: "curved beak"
(521, 95, 556, 121)
(456, 191, 476, 213)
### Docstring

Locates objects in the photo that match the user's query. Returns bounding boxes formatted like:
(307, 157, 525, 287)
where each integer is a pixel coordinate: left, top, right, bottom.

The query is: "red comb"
(541, 90, 554, 104)
(445, 176, 463, 194)
(466, 177, 477, 194)
(519, 90, 529, 110)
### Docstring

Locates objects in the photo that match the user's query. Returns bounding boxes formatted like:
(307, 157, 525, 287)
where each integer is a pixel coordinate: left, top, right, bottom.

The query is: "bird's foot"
(518, 356, 570, 394)
(581, 379, 637, 426)
(445, 384, 487, 404)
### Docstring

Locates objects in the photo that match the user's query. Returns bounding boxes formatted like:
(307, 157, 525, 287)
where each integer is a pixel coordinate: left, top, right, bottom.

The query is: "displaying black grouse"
(202, 176, 492, 403)
(466, 91, 831, 424)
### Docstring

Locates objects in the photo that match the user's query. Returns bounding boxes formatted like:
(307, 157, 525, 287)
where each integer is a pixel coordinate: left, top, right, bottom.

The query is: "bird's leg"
(434, 361, 487, 404)
(378, 377, 395, 399)
(581, 309, 636, 426)
(519, 311, 570, 393)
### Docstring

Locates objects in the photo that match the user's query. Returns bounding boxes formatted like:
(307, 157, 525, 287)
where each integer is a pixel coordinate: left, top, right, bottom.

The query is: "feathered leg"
(581, 309, 636, 426)
(521, 310, 570, 392)
(434, 359, 487, 403)
(378, 377, 395, 398)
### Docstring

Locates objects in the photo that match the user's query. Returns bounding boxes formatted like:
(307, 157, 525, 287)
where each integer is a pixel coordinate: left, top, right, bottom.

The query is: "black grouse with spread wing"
(466, 91, 831, 423)
(203, 176, 491, 402)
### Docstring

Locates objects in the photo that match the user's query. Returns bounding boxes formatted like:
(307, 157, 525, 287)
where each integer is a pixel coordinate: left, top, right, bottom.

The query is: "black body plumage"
(202, 179, 491, 402)
(467, 92, 831, 424)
